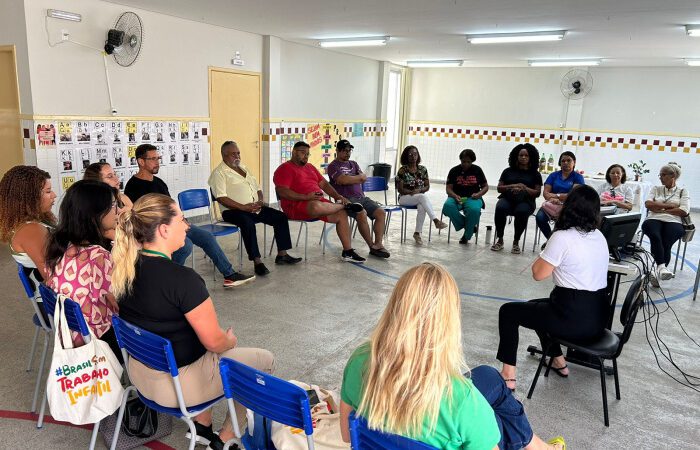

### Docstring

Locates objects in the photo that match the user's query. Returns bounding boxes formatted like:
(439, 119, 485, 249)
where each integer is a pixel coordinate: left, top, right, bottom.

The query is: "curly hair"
(554, 185, 600, 233)
(83, 162, 109, 182)
(507, 144, 540, 171)
(0, 165, 55, 242)
(400, 145, 420, 166)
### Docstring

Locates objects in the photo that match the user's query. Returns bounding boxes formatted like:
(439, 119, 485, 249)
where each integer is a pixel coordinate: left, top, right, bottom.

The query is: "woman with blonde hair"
(339, 263, 564, 450)
(111, 193, 273, 450)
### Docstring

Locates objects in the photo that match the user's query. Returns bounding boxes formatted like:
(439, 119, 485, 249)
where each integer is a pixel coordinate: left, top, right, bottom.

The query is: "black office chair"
(526, 275, 645, 427)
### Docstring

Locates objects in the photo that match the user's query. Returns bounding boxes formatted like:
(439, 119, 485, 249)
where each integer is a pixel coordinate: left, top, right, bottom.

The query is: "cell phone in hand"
(305, 389, 321, 406)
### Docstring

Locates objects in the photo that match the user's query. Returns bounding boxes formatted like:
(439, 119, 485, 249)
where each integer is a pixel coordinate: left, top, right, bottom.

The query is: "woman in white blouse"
(642, 163, 690, 286)
(597, 164, 634, 212)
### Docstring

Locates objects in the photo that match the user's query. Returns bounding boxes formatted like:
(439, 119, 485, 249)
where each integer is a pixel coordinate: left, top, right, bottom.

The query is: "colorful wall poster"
(58, 121, 73, 144)
(61, 174, 76, 192)
(352, 122, 364, 137)
(306, 123, 342, 173)
(180, 122, 190, 140)
(280, 133, 303, 163)
(36, 123, 56, 147)
(127, 145, 138, 167)
(167, 122, 179, 142)
(108, 121, 124, 144)
(76, 121, 91, 144)
(126, 122, 137, 143)
(60, 148, 74, 171)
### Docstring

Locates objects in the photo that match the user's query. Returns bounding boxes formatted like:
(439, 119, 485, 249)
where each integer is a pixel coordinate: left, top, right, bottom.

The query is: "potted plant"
(628, 160, 650, 181)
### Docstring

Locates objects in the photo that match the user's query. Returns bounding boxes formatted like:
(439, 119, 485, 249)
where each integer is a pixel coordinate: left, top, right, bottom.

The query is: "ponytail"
(111, 209, 139, 299)
(109, 193, 177, 300)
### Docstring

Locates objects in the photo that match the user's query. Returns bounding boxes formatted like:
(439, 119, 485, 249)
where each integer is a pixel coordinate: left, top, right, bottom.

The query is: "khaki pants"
(129, 347, 275, 432)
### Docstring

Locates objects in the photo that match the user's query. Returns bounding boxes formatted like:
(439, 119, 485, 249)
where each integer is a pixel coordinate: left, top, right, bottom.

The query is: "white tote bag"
(271, 381, 349, 450)
(46, 295, 124, 425)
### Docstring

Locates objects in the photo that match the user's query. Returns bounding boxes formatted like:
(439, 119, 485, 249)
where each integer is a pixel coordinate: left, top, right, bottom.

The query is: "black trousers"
(222, 206, 293, 260)
(497, 286, 608, 366)
(641, 219, 684, 266)
(494, 198, 535, 241)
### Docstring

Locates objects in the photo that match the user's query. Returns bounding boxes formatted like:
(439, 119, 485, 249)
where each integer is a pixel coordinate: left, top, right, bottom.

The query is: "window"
(386, 70, 402, 151)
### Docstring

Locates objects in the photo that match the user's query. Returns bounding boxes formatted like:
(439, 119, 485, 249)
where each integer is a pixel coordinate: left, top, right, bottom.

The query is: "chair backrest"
(177, 189, 211, 212)
(39, 284, 92, 338)
(16, 263, 36, 299)
(349, 412, 438, 450)
(112, 316, 178, 376)
(363, 176, 389, 204)
(616, 275, 644, 351)
(219, 357, 314, 437)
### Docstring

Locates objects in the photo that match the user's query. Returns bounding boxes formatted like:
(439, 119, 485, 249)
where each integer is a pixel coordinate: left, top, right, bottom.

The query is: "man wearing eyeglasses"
(124, 144, 255, 287)
(209, 141, 302, 276)
(327, 140, 389, 258)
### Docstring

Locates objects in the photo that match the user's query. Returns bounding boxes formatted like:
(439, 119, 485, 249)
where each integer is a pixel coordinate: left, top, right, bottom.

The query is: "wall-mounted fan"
(560, 69, 593, 100)
(104, 12, 143, 67)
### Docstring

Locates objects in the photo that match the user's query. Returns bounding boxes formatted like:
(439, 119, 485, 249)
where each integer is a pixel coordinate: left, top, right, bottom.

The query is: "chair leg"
(321, 223, 326, 255)
(681, 240, 688, 271)
(599, 357, 610, 427)
(304, 223, 308, 261)
(673, 239, 681, 273)
(89, 420, 100, 450)
(37, 390, 47, 428)
(295, 222, 303, 247)
(263, 224, 267, 258)
(543, 352, 555, 378)
(110, 386, 136, 450)
(27, 325, 40, 372)
(269, 236, 276, 256)
(239, 234, 244, 271)
(184, 418, 198, 450)
(612, 358, 621, 400)
(31, 332, 49, 413)
(527, 347, 549, 399)
(447, 220, 451, 243)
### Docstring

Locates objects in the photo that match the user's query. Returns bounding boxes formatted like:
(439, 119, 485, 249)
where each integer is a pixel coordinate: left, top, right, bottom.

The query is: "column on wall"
(262, 35, 282, 197)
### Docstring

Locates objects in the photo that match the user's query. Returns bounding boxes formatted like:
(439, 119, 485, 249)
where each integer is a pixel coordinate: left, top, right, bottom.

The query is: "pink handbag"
(541, 200, 563, 219)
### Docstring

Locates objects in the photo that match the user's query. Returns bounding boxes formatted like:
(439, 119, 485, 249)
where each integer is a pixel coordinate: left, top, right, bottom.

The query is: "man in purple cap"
(327, 140, 390, 258)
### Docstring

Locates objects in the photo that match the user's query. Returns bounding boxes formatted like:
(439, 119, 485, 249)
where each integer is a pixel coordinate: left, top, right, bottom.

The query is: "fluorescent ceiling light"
(686, 25, 700, 37)
(528, 59, 601, 67)
(685, 59, 700, 66)
(407, 60, 463, 68)
(319, 36, 389, 48)
(46, 9, 82, 22)
(467, 31, 565, 44)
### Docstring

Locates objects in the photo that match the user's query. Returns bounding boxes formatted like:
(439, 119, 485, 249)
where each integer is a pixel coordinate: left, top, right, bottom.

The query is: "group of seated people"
(0, 137, 691, 449)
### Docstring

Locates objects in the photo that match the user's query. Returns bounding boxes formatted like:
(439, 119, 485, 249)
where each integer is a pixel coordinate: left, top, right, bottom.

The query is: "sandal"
(490, 241, 504, 252)
(549, 362, 569, 378)
(511, 243, 521, 254)
(413, 232, 423, 245)
(503, 378, 516, 392)
(547, 436, 566, 450)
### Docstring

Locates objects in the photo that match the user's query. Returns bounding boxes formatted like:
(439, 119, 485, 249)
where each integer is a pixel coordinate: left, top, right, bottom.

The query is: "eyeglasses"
(140, 156, 159, 161)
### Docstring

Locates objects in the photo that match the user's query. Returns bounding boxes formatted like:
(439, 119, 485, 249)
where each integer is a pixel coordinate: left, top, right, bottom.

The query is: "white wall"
(277, 40, 380, 121)
(0, 0, 33, 113)
(23, 0, 263, 116)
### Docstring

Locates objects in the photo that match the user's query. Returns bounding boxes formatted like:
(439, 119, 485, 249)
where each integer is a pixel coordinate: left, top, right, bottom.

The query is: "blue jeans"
(442, 197, 482, 240)
(535, 208, 554, 240)
(172, 225, 235, 277)
(470, 365, 533, 450)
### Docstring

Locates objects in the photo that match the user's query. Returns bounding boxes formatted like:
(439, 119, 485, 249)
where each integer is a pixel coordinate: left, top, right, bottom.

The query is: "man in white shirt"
(209, 141, 301, 276)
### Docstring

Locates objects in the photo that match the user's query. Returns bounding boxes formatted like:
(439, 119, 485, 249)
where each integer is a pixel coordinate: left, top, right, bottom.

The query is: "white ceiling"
(105, 0, 700, 67)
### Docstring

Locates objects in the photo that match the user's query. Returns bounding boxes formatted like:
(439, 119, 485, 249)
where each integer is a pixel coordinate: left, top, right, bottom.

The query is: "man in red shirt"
(273, 141, 366, 263)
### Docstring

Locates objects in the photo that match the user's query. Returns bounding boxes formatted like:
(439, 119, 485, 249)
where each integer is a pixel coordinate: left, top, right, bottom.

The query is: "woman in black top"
(111, 193, 273, 450)
(441, 149, 489, 244)
(491, 144, 542, 254)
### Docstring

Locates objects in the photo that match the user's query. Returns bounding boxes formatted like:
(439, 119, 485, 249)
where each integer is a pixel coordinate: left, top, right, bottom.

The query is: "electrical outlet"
(61, 29, 70, 41)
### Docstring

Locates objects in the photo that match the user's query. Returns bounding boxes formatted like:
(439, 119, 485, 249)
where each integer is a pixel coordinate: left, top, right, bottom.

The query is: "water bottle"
(485, 225, 493, 244)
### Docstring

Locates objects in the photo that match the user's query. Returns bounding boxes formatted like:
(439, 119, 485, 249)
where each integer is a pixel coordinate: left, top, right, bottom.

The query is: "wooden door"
(0, 46, 23, 177)
(209, 68, 262, 180)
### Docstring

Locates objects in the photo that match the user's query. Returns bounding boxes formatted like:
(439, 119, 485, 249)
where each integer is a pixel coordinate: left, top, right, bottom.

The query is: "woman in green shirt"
(339, 263, 565, 450)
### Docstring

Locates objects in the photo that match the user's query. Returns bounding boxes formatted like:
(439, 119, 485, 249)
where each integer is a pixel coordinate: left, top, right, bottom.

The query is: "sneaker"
(341, 248, 366, 263)
(649, 271, 660, 288)
(369, 247, 390, 258)
(205, 433, 240, 450)
(541, 242, 547, 251)
(413, 232, 423, 245)
(344, 202, 364, 213)
(185, 421, 217, 446)
(658, 266, 673, 281)
(254, 263, 270, 276)
(223, 272, 255, 288)
(275, 254, 303, 265)
(511, 243, 521, 254)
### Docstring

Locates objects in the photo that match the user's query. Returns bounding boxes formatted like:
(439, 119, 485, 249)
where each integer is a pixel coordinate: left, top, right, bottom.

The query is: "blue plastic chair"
(16, 264, 52, 415)
(269, 192, 327, 261)
(110, 317, 225, 450)
(349, 412, 438, 450)
(177, 188, 243, 275)
(219, 357, 315, 450)
(349, 176, 404, 243)
(394, 187, 434, 244)
(36, 285, 102, 448)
